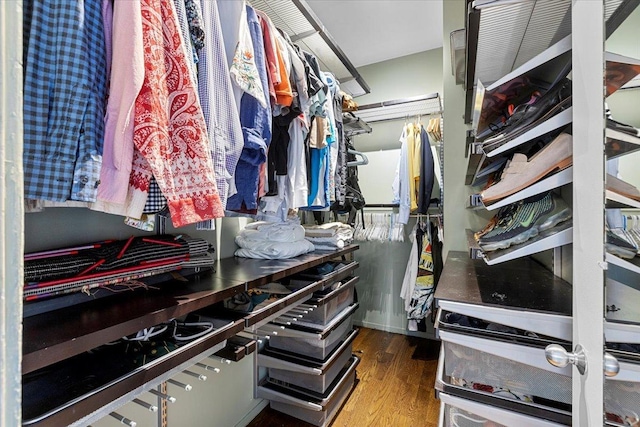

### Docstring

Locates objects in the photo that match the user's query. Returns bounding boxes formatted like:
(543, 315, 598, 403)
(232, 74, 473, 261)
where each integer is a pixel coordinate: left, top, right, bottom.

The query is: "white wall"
(357, 149, 400, 205)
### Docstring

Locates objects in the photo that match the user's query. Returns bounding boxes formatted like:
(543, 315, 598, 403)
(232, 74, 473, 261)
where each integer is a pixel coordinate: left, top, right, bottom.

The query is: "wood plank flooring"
(247, 327, 441, 427)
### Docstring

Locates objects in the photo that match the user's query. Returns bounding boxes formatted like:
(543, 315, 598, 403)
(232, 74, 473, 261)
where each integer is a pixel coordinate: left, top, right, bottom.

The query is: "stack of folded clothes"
(303, 222, 354, 251)
(24, 235, 213, 301)
(234, 221, 315, 259)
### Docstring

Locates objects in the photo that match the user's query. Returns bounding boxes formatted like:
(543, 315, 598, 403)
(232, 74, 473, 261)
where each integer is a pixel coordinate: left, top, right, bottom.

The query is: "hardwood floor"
(247, 327, 441, 427)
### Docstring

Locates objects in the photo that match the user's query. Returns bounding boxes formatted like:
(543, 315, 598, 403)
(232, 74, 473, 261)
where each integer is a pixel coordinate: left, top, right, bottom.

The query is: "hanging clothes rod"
(357, 93, 441, 111)
(352, 93, 443, 123)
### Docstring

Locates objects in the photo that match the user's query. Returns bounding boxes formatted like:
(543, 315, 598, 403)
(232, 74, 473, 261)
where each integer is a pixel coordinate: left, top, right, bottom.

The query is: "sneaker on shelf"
(474, 203, 520, 242)
(481, 133, 572, 204)
(481, 79, 572, 153)
(607, 174, 640, 202)
(479, 192, 572, 252)
(606, 229, 638, 259)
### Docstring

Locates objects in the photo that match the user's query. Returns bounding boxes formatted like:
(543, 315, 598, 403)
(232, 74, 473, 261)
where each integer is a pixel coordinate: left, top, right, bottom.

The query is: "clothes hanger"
(347, 149, 369, 167)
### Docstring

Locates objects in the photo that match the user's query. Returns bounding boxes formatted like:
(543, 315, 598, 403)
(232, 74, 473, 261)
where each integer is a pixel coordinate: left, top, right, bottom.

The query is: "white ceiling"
(306, 0, 444, 68)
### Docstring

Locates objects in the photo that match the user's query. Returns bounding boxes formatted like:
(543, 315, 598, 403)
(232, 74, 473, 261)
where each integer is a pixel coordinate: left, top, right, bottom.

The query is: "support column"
(571, 1, 605, 425)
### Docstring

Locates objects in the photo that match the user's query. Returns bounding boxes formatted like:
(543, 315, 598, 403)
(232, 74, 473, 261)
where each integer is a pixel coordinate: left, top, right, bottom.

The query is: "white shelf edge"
(606, 252, 640, 275)
(437, 300, 572, 341)
(483, 224, 573, 265)
(483, 167, 573, 211)
(485, 35, 572, 92)
(606, 127, 640, 160)
(439, 393, 566, 426)
(606, 189, 640, 209)
(604, 320, 640, 345)
(485, 107, 573, 158)
(486, 107, 573, 157)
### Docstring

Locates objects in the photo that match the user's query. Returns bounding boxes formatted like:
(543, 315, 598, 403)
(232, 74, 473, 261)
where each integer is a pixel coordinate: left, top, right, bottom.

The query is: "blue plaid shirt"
(23, 0, 107, 202)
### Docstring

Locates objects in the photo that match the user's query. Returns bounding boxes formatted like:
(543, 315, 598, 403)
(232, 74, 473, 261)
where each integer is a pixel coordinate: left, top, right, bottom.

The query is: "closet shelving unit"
(437, 0, 640, 425)
(22, 246, 360, 427)
(354, 93, 443, 123)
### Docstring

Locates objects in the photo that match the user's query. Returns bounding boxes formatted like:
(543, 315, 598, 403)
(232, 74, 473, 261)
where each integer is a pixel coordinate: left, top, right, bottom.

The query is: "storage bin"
(291, 261, 359, 291)
(438, 330, 572, 422)
(267, 303, 357, 360)
(439, 392, 565, 427)
(304, 276, 357, 325)
(259, 356, 359, 427)
(261, 329, 357, 394)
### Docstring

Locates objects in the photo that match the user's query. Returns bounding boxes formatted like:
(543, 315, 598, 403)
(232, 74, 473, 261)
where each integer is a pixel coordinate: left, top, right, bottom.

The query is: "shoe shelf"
(606, 252, 640, 276)
(482, 108, 572, 158)
(605, 128, 640, 160)
(435, 251, 572, 340)
(464, 0, 639, 123)
(481, 167, 573, 211)
(604, 51, 640, 97)
(469, 220, 573, 266)
(606, 189, 640, 209)
(606, 277, 640, 325)
(22, 273, 246, 375)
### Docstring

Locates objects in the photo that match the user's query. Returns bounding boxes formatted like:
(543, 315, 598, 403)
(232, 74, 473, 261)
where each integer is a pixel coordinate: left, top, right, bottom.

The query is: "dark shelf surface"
(23, 272, 245, 374)
(23, 318, 244, 427)
(435, 251, 572, 316)
(212, 245, 359, 288)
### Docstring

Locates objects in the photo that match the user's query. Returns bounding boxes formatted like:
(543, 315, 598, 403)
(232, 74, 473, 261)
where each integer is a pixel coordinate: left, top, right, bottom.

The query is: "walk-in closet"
(2, 1, 640, 426)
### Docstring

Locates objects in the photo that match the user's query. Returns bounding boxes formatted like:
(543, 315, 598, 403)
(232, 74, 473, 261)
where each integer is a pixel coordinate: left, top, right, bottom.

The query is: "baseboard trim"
(235, 399, 268, 427)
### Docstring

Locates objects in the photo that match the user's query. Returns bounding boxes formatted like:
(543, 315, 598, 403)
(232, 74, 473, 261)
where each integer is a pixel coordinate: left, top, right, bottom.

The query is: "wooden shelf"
(24, 319, 244, 427)
(23, 273, 245, 374)
(435, 251, 572, 316)
(482, 167, 573, 211)
(212, 245, 358, 289)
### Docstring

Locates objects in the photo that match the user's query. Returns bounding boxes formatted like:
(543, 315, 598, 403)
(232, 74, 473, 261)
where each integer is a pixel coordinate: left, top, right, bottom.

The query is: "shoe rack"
(436, 0, 640, 425)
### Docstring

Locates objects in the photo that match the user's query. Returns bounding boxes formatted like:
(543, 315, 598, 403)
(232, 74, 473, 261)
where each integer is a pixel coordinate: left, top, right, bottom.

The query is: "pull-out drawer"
(261, 303, 358, 360)
(289, 261, 360, 291)
(436, 308, 569, 345)
(605, 358, 640, 426)
(437, 330, 572, 425)
(439, 393, 567, 427)
(436, 300, 571, 341)
(257, 356, 359, 427)
(259, 328, 358, 394)
(304, 276, 358, 326)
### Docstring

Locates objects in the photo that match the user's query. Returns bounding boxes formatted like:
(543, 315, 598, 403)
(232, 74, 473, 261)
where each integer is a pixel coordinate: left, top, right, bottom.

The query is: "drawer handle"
(604, 352, 620, 377)
(545, 344, 587, 375)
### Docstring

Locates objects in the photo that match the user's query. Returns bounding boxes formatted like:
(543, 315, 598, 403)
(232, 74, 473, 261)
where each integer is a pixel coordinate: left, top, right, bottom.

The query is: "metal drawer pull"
(604, 352, 620, 377)
(132, 398, 157, 412)
(195, 362, 221, 373)
(149, 389, 177, 403)
(183, 369, 207, 381)
(208, 355, 232, 365)
(109, 412, 136, 426)
(167, 378, 192, 391)
(545, 344, 587, 375)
